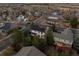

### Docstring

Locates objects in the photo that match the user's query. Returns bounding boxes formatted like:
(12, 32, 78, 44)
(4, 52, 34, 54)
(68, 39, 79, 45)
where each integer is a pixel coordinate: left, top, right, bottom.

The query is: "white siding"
(31, 30, 45, 38)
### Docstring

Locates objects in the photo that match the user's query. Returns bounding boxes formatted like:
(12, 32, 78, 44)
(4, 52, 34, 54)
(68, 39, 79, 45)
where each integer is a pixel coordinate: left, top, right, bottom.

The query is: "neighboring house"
(0, 23, 5, 28)
(47, 11, 66, 29)
(0, 16, 3, 21)
(17, 15, 29, 24)
(27, 12, 32, 16)
(34, 11, 41, 17)
(15, 46, 46, 56)
(30, 24, 48, 38)
(33, 16, 49, 27)
(54, 28, 73, 48)
(71, 29, 79, 50)
(2, 14, 7, 20)
(75, 12, 79, 18)
(0, 23, 11, 33)
(47, 16, 59, 20)
(47, 11, 63, 20)
(23, 18, 29, 24)
(17, 15, 25, 22)
(7, 16, 12, 21)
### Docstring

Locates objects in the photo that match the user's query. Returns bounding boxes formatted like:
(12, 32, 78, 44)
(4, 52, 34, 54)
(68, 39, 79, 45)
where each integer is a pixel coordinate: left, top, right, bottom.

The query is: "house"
(17, 15, 25, 22)
(15, 46, 46, 56)
(30, 16, 49, 38)
(17, 15, 29, 24)
(0, 23, 11, 33)
(33, 16, 50, 27)
(47, 11, 63, 20)
(71, 29, 79, 50)
(0, 23, 4, 28)
(47, 12, 70, 32)
(54, 28, 73, 48)
(33, 11, 41, 17)
(47, 11, 66, 28)
(30, 24, 48, 38)
(23, 18, 29, 23)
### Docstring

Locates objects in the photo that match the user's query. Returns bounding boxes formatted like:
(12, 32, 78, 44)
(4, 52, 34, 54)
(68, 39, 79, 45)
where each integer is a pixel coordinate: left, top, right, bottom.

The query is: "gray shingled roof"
(54, 28, 73, 41)
(15, 46, 46, 56)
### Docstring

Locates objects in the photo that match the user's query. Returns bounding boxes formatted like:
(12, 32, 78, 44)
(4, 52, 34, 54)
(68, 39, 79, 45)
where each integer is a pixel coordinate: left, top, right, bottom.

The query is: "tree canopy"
(45, 27, 55, 46)
(69, 17, 79, 28)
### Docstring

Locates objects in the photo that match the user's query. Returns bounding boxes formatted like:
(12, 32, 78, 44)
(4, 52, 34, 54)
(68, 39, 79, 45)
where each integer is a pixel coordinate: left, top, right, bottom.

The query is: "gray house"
(15, 46, 46, 56)
(54, 28, 73, 47)
(71, 29, 79, 50)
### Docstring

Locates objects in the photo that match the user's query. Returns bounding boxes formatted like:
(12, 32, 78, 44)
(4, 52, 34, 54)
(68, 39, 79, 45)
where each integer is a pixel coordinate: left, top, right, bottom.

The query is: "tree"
(45, 27, 55, 46)
(32, 36, 47, 51)
(10, 28, 24, 51)
(51, 24, 56, 32)
(69, 17, 79, 53)
(23, 36, 32, 46)
(69, 17, 78, 41)
(69, 17, 79, 28)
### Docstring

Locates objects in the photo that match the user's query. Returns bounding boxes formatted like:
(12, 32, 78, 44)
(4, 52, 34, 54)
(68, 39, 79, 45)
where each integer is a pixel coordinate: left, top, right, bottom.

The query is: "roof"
(33, 16, 49, 27)
(47, 16, 59, 20)
(53, 29, 73, 45)
(15, 46, 46, 56)
(47, 12, 64, 21)
(51, 11, 61, 16)
(54, 28, 73, 41)
(0, 23, 11, 31)
(31, 24, 46, 32)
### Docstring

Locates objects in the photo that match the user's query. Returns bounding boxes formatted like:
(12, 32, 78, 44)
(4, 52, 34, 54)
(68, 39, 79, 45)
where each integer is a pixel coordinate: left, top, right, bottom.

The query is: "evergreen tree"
(45, 27, 54, 46)
(32, 36, 47, 51)
(23, 36, 32, 46)
(10, 28, 24, 51)
(69, 17, 79, 28)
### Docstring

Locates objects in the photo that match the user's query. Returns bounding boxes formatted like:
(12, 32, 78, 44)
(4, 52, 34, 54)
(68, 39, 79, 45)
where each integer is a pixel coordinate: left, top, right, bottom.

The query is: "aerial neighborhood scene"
(0, 3, 79, 56)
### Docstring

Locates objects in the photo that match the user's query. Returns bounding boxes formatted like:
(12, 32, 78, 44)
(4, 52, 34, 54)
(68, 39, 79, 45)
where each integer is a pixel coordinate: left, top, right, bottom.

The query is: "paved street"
(0, 34, 12, 51)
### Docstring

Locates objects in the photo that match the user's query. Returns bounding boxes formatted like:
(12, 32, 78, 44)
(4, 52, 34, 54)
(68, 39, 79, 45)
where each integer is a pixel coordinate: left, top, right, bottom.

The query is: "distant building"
(23, 18, 29, 24)
(17, 15, 29, 24)
(47, 11, 65, 28)
(17, 15, 25, 22)
(15, 46, 46, 56)
(33, 16, 50, 27)
(47, 11, 63, 20)
(7, 16, 12, 21)
(34, 11, 41, 17)
(0, 23, 11, 33)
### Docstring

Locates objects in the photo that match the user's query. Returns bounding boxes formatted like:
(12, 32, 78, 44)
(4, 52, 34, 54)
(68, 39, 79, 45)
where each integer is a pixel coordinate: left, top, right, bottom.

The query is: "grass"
(0, 47, 16, 56)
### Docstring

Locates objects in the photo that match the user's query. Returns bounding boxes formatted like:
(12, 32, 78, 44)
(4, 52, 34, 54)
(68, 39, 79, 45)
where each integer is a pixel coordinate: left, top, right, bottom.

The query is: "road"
(0, 34, 12, 51)
(0, 21, 15, 23)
